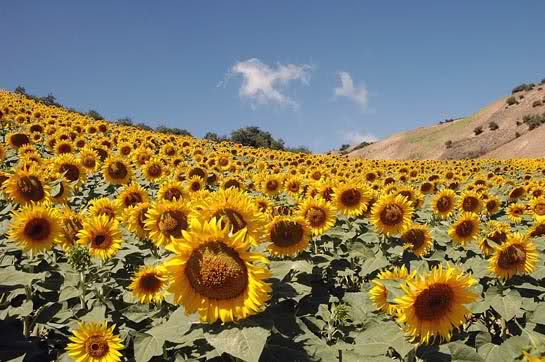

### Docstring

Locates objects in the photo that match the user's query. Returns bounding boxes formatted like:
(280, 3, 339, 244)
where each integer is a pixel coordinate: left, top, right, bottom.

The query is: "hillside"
(348, 82, 545, 159)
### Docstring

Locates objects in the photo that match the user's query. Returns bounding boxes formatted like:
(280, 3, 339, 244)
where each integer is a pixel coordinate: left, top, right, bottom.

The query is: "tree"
(230, 126, 285, 150)
(88, 110, 104, 120)
(116, 117, 133, 126)
(339, 144, 350, 152)
(286, 146, 312, 154)
(40, 93, 57, 106)
(14, 86, 27, 95)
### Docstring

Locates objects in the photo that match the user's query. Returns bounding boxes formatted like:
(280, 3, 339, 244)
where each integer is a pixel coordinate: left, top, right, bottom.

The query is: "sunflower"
(103, 156, 132, 185)
(529, 197, 545, 222)
(79, 147, 100, 172)
(186, 175, 205, 193)
(369, 265, 414, 316)
(255, 196, 273, 215)
(529, 220, 545, 238)
(145, 200, 192, 247)
(260, 174, 283, 196)
(88, 197, 122, 221)
(284, 175, 305, 199)
(3, 167, 50, 205)
(48, 171, 73, 204)
(507, 202, 526, 224)
(66, 321, 124, 362)
(459, 190, 482, 214)
(401, 224, 433, 257)
(58, 207, 84, 250)
(142, 157, 165, 182)
(55, 140, 74, 155)
(125, 202, 150, 240)
(117, 183, 148, 210)
(8, 204, 61, 255)
(221, 176, 243, 190)
(129, 265, 169, 304)
(395, 264, 479, 343)
(483, 194, 501, 215)
(334, 182, 370, 217)
(489, 233, 538, 280)
(448, 212, 480, 246)
(7, 131, 31, 149)
(431, 189, 457, 219)
(163, 218, 271, 323)
(51, 154, 86, 185)
(78, 215, 122, 260)
(296, 196, 337, 236)
(193, 188, 267, 245)
(371, 194, 414, 236)
(266, 216, 311, 256)
(157, 179, 188, 201)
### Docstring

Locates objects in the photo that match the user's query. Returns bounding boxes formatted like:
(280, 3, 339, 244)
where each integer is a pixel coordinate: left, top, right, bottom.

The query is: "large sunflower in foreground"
(129, 265, 169, 304)
(371, 194, 414, 236)
(193, 188, 267, 245)
(3, 167, 50, 205)
(369, 265, 414, 316)
(489, 233, 538, 280)
(296, 196, 337, 236)
(78, 215, 122, 260)
(66, 321, 124, 362)
(395, 264, 479, 344)
(163, 218, 271, 323)
(8, 204, 61, 255)
(266, 216, 311, 256)
(448, 212, 480, 246)
(333, 182, 370, 217)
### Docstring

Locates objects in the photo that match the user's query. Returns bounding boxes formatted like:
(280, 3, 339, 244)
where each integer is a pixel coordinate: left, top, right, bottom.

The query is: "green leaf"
(205, 325, 271, 362)
(478, 343, 508, 362)
(343, 292, 373, 322)
(359, 253, 388, 277)
(133, 333, 164, 362)
(58, 286, 81, 302)
(147, 307, 198, 343)
(354, 321, 414, 358)
(0, 268, 46, 288)
(270, 260, 313, 281)
(443, 342, 484, 361)
(490, 290, 522, 321)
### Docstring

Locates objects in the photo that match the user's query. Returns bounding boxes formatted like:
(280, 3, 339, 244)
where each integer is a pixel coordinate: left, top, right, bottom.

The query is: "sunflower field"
(2, 90, 545, 362)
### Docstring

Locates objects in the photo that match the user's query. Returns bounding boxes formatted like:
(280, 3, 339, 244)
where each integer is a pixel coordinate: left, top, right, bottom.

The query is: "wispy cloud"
(339, 130, 378, 145)
(221, 58, 313, 109)
(334, 71, 368, 109)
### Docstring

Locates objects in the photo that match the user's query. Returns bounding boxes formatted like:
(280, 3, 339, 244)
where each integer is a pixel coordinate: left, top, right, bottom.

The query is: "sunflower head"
(8, 204, 61, 255)
(489, 233, 538, 280)
(103, 156, 132, 185)
(448, 212, 480, 246)
(297, 196, 337, 236)
(401, 224, 433, 257)
(129, 265, 169, 304)
(371, 194, 414, 236)
(66, 321, 124, 362)
(334, 183, 370, 217)
(145, 200, 192, 247)
(267, 216, 311, 256)
(77, 214, 122, 260)
(3, 168, 49, 205)
(431, 189, 457, 219)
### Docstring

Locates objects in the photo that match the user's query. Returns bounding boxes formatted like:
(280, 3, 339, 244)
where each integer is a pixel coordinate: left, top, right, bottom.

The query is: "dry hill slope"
(348, 83, 545, 160)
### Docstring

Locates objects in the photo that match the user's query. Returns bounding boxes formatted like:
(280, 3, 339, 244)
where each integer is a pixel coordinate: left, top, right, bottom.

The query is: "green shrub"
(506, 96, 518, 106)
(473, 126, 484, 135)
(488, 121, 499, 131)
(512, 83, 530, 93)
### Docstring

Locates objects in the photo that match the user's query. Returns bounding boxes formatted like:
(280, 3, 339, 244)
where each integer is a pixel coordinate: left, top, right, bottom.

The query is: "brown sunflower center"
(214, 208, 247, 233)
(224, 179, 240, 189)
(92, 233, 111, 249)
(57, 143, 72, 154)
(306, 206, 327, 227)
(340, 189, 362, 207)
(85, 335, 109, 358)
(379, 204, 404, 226)
(455, 220, 475, 238)
(24, 218, 51, 241)
(414, 283, 453, 321)
(164, 187, 183, 201)
(270, 220, 304, 247)
(10, 133, 30, 147)
(59, 164, 80, 182)
(436, 196, 452, 213)
(139, 273, 162, 292)
(158, 211, 188, 237)
(511, 208, 524, 217)
(107, 161, 128, 180)
(123, 192, 143, 207)
(462, 197, 480, 212)
(530, 224, 545, 237)
(185, 241, 248, 300)
(321, 187, 334, 202)
(147, 164, 162, 178)
(510, 187, 524, 199)
(17, 176, 45, 202)
(82, 156, 96, 169)
(498, 244, 526, 269)
(534, 203, 545, 216)
(266, 180, 279, 192)
(402, 229, 425, 250)
(486, 200, 498, 212)
(288, 182, 300, 193)
(190, 181, 201, 192)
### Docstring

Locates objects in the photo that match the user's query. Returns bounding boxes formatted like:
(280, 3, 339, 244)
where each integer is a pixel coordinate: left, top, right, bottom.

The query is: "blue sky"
(1, 1, 544, 152)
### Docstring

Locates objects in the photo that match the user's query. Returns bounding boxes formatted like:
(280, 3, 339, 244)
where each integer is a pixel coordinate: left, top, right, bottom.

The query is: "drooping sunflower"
(3, 167, 50, 205)
(57, 207, 84, 250)
(489, 233, 538, 280)
(8, 204, 61, 255)
(66, 321, 124, 362)
(129, 265, 169, 304)
(483, 194, 501, 215)
(266, 216, 311, 256)
(334, 182, 370, 217)
(529, 220, 545, 238)
(103, 156, 132, 185)
(371, 194, 414, 236)
(145, 200, 192, 247)
(369, 265, 415, 316)
(78, 214, 122, 260)
(401, 224, 433, 257)
(431, 189, 457, 219)
(47, 171, 73, 204)
(296, 196, 337, 236)
(116, 183, 148, 210)
(163, 218, 271, 323)
(193, 188, 267, 245)
(157, 179, 188, 201)
(395, 264, 479, 343)
(448, 212, 480, 246)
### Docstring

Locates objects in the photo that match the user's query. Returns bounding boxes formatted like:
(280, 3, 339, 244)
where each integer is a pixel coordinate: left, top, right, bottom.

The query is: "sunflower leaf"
(489, 290, 522, 321)
(204, 324, 271, 362)
(133, 332, 164, 362)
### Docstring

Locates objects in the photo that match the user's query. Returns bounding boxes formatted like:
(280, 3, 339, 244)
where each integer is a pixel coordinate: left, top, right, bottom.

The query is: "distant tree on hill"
(156, 125, 192, 137)
(204, 132, 228, 142)
(339, 144, 350, 152)
(14, 86, 27, 95)
(116, 117, 133, 126)
(286, 146, 312, 154)
(230, 126, 285, 150)
(87, 110, 104, 120)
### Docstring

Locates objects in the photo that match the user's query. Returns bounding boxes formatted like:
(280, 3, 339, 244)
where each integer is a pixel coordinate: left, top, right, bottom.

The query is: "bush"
(87, 110, 104, 120)
(116, 117, 133, 126)
(473, 126, 484, 135)
(352, 141, 373, 152)
(445, 140, 453, 149)
(512, 83, 531, 94)
(506, 96, 518, 106)
(339, 144, 350, 152)
(286, 146, 312, 154)
(156, 126, 192, 137)
(230, 126, 285, 150)
(533, 100, 543, 108)
(488, 121, 499, 131)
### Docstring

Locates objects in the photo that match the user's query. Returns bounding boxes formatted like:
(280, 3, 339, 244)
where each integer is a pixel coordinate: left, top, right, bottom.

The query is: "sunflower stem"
(79, 271, 87, 312)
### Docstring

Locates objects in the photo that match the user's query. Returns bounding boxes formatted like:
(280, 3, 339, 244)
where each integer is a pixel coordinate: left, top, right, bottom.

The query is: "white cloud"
(222, 58, 312, 108)
(334, 71, 368, 109)
(340, 130, 378, 145)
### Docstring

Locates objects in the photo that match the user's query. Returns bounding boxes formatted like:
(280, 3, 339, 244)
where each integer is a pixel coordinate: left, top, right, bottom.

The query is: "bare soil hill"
(347, 83, 545, 160)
